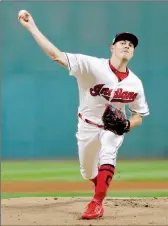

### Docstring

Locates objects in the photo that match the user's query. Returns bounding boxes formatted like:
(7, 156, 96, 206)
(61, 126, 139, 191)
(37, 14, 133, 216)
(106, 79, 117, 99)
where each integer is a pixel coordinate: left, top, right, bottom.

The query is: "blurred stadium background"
(1, 1, 168, 198)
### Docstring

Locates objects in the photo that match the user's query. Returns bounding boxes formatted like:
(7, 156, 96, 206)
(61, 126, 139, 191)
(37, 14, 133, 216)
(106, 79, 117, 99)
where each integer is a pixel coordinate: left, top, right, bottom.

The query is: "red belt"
(78, 113, 104, 128)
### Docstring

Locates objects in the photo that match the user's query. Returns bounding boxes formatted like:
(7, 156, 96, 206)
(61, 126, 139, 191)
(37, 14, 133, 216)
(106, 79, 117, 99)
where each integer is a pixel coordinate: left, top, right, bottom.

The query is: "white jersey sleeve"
(64, 52, 100, 78)
(128, 82, 149, 116)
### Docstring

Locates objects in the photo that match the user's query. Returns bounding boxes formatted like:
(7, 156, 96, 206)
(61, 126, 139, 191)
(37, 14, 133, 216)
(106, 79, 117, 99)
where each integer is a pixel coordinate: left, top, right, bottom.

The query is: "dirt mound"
(2, 197, 168, 225)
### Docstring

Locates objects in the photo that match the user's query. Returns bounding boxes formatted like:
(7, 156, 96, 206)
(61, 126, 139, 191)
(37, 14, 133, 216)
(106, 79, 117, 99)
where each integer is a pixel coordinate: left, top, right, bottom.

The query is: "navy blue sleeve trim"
(128, 108, 149, 116)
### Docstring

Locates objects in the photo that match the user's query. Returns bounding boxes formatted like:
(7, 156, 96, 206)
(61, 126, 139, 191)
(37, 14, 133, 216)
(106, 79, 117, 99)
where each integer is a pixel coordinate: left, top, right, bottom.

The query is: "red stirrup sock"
(93, 164, 115, 204)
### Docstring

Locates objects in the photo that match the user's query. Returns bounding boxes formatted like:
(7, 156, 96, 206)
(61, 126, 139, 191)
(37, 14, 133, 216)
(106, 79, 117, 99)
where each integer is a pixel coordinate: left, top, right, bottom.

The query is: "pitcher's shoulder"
(85, 55, 109, 67)
(80, 54, 108, 64)
(128, 69, 143, 84)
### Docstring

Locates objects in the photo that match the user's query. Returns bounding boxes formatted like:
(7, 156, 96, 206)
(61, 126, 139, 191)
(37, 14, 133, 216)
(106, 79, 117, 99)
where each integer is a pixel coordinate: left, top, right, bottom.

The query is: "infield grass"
(2, 159, 168, 181)
(2, 160, 168, 199)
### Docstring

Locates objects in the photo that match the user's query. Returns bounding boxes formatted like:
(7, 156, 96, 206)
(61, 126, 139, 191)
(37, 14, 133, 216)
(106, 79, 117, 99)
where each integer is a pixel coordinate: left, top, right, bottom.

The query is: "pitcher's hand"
(18, 10, 37, 32)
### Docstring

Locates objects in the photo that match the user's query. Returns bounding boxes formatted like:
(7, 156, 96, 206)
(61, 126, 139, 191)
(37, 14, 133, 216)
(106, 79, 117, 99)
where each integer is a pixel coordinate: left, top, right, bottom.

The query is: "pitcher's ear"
(110, 44, 114, 53)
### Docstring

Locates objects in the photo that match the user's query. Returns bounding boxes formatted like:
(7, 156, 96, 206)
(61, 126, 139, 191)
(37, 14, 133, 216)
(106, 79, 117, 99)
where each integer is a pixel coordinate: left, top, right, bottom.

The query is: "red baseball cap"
(112, 32, 139, 48)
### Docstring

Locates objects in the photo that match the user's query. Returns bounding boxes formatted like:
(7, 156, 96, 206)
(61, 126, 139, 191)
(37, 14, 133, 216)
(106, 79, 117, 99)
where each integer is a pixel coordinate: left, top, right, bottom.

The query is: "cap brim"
(113, 32, 138, 48)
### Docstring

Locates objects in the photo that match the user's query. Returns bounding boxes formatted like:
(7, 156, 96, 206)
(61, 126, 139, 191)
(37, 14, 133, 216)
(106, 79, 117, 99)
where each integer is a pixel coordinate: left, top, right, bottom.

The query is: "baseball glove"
(102, 105, 130, 135)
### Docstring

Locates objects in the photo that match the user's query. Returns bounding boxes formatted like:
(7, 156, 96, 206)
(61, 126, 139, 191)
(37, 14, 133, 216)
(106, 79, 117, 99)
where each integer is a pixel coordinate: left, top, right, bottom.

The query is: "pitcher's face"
(111, 40, 134, 61)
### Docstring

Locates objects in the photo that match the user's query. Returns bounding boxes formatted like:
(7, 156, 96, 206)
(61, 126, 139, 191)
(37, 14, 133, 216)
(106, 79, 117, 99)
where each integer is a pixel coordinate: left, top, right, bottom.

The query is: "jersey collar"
(109, 60, 129, 81)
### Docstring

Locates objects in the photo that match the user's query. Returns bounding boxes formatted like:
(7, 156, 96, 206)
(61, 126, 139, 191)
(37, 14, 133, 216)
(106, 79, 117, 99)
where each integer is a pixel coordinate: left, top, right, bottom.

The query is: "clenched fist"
(18, 10, 37, 31)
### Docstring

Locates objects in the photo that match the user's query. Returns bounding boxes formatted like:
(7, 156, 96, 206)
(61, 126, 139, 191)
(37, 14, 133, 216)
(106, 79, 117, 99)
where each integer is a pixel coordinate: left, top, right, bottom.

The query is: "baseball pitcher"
(18, 10, 150, 220)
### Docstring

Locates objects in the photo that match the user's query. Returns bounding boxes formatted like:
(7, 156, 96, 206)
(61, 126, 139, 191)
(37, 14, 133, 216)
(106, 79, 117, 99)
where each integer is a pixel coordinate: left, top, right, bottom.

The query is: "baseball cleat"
(81, 200, 104, 219)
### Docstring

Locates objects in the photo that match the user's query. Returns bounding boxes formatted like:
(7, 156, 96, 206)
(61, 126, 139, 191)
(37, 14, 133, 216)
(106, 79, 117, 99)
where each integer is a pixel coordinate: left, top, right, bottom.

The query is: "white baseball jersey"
(64, 53, 150, 124)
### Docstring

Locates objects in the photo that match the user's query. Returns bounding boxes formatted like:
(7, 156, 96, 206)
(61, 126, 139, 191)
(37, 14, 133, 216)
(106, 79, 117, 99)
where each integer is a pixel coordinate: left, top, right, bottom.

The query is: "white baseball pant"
(76, 118, 124, 180)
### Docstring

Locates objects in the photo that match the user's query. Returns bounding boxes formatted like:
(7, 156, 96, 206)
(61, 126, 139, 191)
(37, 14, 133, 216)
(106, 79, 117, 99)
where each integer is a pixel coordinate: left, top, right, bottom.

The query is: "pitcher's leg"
(81, 131, 124, 220)
(93, 131, 124, 204)
(76, 122, 101, 180)
(78, 135, 105, 220)
(99, 130, 124, 167)
(78, 136, 100, 180)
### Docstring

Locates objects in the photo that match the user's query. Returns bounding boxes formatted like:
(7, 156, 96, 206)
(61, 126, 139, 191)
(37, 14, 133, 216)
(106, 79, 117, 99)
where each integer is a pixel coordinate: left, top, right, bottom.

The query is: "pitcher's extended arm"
(18, 10, 68, 69)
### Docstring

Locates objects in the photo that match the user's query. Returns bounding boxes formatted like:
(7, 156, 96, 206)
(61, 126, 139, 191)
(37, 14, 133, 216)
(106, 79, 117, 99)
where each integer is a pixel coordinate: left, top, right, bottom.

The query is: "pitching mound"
(2, 197, 168, 225)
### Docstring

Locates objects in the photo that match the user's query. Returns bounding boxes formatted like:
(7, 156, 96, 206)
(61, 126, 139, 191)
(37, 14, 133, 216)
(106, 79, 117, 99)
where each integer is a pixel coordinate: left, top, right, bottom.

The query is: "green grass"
(2, 159, 168, 181)
(2, 160, 168, 199)
(2, 191, 168, 199)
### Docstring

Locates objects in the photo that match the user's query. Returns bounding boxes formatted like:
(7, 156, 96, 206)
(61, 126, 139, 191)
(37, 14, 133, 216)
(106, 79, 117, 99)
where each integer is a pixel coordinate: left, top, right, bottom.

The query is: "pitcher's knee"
(100, 158, 117, 168)
(100, 152, 117, 168)
(80, 168, 97, 180)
